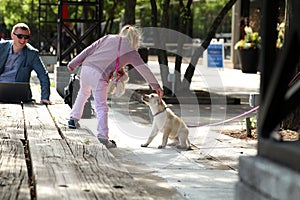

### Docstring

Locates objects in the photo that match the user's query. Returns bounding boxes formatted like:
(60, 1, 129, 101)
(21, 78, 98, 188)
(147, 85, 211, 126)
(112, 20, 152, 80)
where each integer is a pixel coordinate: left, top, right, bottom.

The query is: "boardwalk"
(0, 83, 152, 200)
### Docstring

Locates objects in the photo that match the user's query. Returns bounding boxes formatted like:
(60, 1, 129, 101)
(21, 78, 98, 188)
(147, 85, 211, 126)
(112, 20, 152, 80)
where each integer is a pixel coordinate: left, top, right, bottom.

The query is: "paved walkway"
(80, 59, 260, 200)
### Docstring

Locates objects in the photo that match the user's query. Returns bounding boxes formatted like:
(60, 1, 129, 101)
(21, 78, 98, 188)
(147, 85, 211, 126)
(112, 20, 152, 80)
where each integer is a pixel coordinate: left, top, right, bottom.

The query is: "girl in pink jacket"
(67, 25, 163, 148)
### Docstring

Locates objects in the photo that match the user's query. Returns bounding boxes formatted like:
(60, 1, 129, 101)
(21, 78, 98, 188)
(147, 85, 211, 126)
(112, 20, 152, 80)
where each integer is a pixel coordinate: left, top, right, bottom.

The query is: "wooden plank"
(66, 140, 152, 200)
(27, 83, 153, 199)
(48, 104, 99, 145)
(0, 103, 24, 140)
(49, 85, 65, 104)
(29, 139, 152, 200)
(28, 139, 89, 199)
(0, 139, 30, 200)
(23, 104, 61, 140)
(37, 104, 153, 199)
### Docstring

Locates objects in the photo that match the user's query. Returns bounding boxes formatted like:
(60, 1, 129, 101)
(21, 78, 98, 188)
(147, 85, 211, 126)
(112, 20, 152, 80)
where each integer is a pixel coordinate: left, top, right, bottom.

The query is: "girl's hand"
(67, 66, 74, 72)
(155, 88, 164, 98)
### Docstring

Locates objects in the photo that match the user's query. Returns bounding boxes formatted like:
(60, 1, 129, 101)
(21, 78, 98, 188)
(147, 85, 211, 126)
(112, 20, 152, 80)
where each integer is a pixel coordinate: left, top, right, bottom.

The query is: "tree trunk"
(124, 0, 144, 82)
(152, 0, 172, 95)
(282, 65, 300, 131)
(160, 0, 172, 95)
(174, 0, 193, 94)
(282, 105, 300, 131)
(281, 0, 300, 131)
(103, 0, 118, 34)
(182, 0, 238, 90)
(150, 0, 157, 26)
(124, 0, 136, 25)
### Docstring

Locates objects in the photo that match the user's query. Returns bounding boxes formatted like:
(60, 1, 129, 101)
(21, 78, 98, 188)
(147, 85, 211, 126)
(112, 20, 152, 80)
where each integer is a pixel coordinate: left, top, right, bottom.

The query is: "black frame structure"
(57, 0, 103, 66)
(38, 0, 57, 55)
(37, 0, 103, 61)
(258, 0, 300, 171)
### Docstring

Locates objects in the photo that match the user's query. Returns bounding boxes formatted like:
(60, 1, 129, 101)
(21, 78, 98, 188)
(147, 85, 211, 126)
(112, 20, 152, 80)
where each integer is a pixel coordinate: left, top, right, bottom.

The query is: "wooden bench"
(0, 85, 152, 199)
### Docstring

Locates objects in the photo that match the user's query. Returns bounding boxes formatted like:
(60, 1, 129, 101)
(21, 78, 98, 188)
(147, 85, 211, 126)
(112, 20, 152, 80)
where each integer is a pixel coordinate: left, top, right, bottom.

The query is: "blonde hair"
(12, 23, 30, 34)
(119, 25, 141, 50)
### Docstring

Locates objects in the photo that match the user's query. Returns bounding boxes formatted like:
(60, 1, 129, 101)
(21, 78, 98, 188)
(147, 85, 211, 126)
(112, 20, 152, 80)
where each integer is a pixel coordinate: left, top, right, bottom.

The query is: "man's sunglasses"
(13, 32, 30, 40)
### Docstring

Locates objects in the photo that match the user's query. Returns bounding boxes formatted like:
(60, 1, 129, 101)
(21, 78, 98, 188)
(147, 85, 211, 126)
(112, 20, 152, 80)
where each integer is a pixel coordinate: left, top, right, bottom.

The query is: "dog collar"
(153, 107, 167, 117)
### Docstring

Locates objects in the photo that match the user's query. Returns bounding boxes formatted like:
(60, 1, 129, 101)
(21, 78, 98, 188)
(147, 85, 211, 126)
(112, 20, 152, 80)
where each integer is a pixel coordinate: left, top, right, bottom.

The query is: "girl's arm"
(67, 37, 105, 71)
(125, 51, 163, 97)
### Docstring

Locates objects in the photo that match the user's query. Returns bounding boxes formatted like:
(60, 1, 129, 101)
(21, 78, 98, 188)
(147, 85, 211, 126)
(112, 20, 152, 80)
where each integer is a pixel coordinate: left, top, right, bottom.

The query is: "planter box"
(238, 49, 260, 74)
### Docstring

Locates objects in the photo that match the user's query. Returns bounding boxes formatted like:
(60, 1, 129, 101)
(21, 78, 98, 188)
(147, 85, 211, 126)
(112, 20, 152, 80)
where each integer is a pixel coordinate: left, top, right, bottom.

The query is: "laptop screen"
(0, 82, 31, 103)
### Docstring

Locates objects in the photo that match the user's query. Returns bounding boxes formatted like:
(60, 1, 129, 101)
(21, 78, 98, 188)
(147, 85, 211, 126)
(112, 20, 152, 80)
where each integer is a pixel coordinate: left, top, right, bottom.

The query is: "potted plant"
(235, 26, 261, 73)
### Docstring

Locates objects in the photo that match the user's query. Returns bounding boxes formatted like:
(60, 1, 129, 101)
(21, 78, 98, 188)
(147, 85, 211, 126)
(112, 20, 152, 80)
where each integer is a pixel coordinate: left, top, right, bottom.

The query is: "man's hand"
(40, 99, 52, 105)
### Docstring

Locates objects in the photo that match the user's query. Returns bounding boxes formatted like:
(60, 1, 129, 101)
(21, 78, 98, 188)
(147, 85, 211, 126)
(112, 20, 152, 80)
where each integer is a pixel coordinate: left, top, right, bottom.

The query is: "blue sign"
(207, 43, 224, 68)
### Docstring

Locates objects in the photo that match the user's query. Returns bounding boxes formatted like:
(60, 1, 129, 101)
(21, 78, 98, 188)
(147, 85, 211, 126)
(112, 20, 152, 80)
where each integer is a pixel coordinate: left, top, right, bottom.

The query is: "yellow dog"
(141, 93, 191, 150)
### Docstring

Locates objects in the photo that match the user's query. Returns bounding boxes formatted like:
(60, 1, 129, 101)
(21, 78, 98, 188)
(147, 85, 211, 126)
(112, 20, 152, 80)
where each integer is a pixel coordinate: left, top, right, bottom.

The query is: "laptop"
(0, 82, 31, 103)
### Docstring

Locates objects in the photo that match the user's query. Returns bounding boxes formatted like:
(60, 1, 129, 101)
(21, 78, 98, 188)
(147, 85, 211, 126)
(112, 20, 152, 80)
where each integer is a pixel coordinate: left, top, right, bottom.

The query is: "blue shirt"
(0, 45, 24, 82)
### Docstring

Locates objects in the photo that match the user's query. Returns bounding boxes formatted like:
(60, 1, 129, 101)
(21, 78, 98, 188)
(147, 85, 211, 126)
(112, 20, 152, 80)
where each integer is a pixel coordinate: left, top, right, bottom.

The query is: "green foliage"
(242, 115, 257, 129)
(135, 0, 232, 38)
(0, 0, 36, 29)
(192, 0, 232, 38)
(81, 138, 91, 145)
(234, 26, 261, 49)
(0, 0, 233, 41)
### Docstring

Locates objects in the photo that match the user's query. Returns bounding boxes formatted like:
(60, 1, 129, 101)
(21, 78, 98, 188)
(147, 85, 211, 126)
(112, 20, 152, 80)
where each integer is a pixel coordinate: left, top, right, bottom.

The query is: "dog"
(141, 93, 192, 150)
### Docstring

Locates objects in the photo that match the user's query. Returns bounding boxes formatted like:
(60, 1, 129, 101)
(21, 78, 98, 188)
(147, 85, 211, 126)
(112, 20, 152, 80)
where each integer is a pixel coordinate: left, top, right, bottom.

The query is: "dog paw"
(176, 145, 192, 150)
(176, 145, 186, 149)
(158, 145, 165, 149)
(141, 144, 148, 147)
(187, 146, 193, 150)
(167, 142, 178, 146)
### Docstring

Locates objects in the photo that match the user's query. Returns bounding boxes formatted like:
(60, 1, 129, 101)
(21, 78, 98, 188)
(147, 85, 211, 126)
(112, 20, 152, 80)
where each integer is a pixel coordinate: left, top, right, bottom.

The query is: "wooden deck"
(0, 83, 152, 199)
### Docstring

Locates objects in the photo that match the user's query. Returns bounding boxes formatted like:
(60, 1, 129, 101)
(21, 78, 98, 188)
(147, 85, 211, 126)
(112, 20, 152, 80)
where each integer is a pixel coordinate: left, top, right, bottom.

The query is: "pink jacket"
(67, 34, 160, 90)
